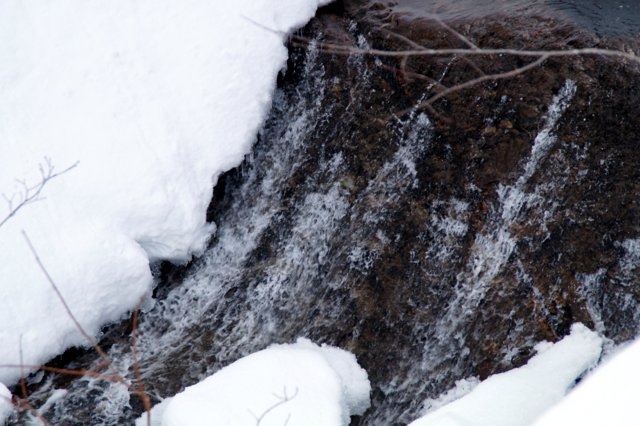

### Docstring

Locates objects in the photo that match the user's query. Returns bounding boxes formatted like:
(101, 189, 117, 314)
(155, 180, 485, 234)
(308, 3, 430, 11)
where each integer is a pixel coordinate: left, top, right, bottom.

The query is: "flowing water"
(389, 0, 640, 38)
(18, 3, 640, 425)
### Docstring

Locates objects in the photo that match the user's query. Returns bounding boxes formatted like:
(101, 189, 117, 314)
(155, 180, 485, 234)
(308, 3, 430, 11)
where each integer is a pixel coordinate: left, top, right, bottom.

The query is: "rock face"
(21, 1, 640, 425)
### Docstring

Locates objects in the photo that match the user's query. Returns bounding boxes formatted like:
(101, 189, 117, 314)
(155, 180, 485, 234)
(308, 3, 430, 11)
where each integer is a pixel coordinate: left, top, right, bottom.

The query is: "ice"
(146, 339, 370, 426)
(533, 336, 640, 426)
(0, 0, 331, 386)
(408, 324, 603, 426)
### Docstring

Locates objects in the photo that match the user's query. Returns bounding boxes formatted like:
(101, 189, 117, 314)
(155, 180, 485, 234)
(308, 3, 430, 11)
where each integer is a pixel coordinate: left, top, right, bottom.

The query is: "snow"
(408, 324, 603, 426)
(0, 384, 12, 424)
(0, 0, 331, 386)
(145, 339, 370, 426)
(418, 378, 480, 415)
(533, 336, 640, 426)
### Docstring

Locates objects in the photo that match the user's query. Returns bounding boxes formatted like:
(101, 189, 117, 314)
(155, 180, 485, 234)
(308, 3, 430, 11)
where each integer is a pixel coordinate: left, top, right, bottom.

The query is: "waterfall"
(24, 7, 640, 426)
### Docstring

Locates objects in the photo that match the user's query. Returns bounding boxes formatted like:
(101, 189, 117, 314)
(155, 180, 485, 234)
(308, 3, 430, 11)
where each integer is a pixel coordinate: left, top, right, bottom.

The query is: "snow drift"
(408, 324, 603, 426)
(0, 0, 331, 386)
(0, 384, 11, 424)
(533, 336, 640, 426)
(137, 339, 370, 426)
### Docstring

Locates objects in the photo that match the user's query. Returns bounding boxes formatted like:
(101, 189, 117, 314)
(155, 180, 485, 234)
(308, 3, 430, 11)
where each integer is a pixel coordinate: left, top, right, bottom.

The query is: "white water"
(395, 80, 578, 422)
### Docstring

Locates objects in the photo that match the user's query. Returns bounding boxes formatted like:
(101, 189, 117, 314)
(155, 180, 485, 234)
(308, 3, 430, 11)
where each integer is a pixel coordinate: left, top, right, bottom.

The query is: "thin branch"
(242, 15, 287, 39)
(379, 27, 427, 51)
(429, 14, 479, 50)
(244, 15, 640, 66)
(291, 36, 640, 63)
(0, 362, 152, 414)
(391, 55, 550, 119)
(0, 365, 126, 385)
(2, 342, 53, 426)
(378, 63, 448, 90)
(0, 160, 78, 229)
(250, 387, 299, 426)
(431, 20, 488, 79)
(4, 198, 151, 424)
(21, 231, 112, 366)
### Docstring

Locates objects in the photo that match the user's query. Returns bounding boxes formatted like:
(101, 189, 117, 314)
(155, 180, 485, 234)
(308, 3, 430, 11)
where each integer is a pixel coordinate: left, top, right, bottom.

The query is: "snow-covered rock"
(408, 324, 603, 426)
(152, 339, 370, 426)
(533, 336, 640, 426)
(0, 0, 331, 386)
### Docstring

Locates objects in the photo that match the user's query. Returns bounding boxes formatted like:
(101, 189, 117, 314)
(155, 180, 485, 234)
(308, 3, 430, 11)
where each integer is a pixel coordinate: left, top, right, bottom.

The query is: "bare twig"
(391, 55, 550, 118)
(4, 339, 53, 426)
(290, 35, 640, 63)
(248, 14, 637, 122)
(0, 159, 78, 229)
(289, 31, 639, 120)
(249, 386, 299, 426)
(0, 364, 127, 385)
(21, 231, 112, 367)
(428, 14, 479, 50)
(379, 27, 427, 51)
(0, 361, 153, 418)
(378, 63, 447, 90)
(423, 21, 489, 79)
(11, 232, 151, 424)
(428, 19, 488, 78)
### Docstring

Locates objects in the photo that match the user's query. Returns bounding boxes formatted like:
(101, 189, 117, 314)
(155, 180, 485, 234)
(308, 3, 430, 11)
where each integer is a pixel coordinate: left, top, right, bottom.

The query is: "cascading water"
(390, 80, 578, 421)
(20, 3, 640, 425)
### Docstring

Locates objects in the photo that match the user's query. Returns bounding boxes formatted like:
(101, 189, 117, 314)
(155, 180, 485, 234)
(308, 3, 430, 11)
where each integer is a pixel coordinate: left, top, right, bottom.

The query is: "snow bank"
(155, 339, 370, 426)
(0, 0, 331, 386)
(533, 336, 640, 426)
(408, 324, 603, 426)
(0, 384, 12, 424)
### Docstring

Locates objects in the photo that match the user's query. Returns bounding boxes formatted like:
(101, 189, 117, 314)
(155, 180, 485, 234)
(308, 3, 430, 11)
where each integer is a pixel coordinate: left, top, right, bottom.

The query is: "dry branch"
(0, 234, 151, 425)
(22, 231, 112, 367)
(250, 386, 299, 426)
(247, 16, 639, 119)
(0, 159, 78, 229)
(289, 31, 640, 119)
(290, 35, 640, 63)
(390, 55, 550, 119)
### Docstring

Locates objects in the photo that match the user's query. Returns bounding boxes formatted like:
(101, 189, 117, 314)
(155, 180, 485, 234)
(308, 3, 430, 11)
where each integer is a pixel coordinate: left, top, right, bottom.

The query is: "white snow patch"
(0, 383, 12, 424)
(418, 378, 480, 415)
(157, 339, 370, 426)
(0, 0, 331, 386)
(408, 324, 603, 426)
(533, 336, 640, 426)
